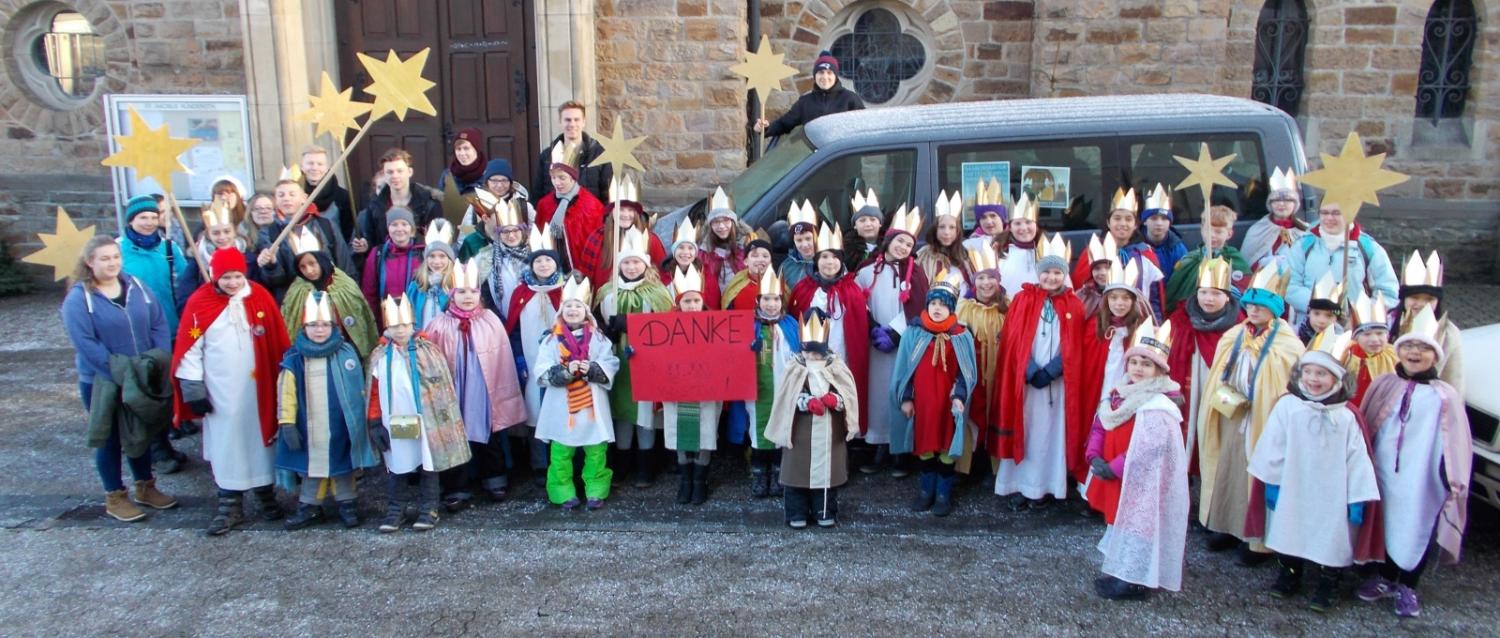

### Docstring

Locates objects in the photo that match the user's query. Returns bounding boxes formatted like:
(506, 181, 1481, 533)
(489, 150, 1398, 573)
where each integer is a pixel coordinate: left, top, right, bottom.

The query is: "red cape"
(1165, 304, 1239, 467)
(699, 245, 746, 289)
(993, 284, 1088, 480)
(789, 273, 870, 433)
(1074, 320, 1134, 451)
(661, 263, 722, 310)
(535, 188, 607, 269)
(170, 281, 290, 444)
(577, 223, 667, 290)
(504, 285, 563, 334)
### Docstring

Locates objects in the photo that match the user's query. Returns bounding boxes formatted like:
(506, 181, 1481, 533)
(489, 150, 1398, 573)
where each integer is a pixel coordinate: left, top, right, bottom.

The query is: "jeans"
(81, 382, 154, 492)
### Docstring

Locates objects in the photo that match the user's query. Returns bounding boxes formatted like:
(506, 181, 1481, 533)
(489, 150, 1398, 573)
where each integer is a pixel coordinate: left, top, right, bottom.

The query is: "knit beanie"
(813, 50, 840, 76)
(386, 206, 415, 229)
(125, 194, 160, 223)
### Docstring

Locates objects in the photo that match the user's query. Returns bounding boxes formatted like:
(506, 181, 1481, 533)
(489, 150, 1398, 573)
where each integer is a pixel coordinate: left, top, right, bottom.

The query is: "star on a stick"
(730, 35, 798, 100)
(1300, 132, 1410, 223)
(23, 207, 96, 281)
(357, 48, 437, 121)
(101, 108, 199, 190)
(1172, 143, 1237, 204)
(296, 72, 373, 140)
(594, 120, 646, 174)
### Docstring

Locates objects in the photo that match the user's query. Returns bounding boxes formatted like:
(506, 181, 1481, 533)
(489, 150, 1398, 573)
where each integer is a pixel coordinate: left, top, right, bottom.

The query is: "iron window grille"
(1250, 0, 1308, 118)
(1415, 0, 1477, 125)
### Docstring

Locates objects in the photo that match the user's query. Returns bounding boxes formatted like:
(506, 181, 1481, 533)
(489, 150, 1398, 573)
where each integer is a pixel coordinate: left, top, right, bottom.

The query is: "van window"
(1123, 134, 1268, 224)
(731, 129, 816, 220)
(775, 148, 917, 232)
(938, 139, 1110, 232)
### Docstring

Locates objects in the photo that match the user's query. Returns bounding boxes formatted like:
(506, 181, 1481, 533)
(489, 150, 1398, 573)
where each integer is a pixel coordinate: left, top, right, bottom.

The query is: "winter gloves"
(870, 326, 899, 353)
(1026, 355, 1064, 389)
(1348, 503, 1365, 526)
(798, 392, 844, 416)
(369, 423, 391, 453)
(1089, 457, 1117, 480)
(180, 379, 214, 415)
(1265, 484, 1280, 510)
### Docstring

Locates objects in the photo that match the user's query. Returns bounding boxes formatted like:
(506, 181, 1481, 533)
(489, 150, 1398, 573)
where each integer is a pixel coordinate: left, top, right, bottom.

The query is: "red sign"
(627, 310, 756, 402)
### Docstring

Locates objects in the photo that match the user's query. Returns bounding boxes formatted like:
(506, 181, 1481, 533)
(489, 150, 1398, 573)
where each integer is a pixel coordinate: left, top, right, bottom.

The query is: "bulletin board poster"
(103, 94, 255, 216)
(960, 161, 1010, 230)
(1020, 165, 1072, 209)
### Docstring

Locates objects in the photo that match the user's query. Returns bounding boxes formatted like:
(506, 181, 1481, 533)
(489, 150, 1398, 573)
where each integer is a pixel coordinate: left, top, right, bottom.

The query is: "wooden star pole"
(731, 35, 798, 156)
(268, 122, 380, 252)
(164, 192, 209, 280)
(1299, 132, 1410, 303)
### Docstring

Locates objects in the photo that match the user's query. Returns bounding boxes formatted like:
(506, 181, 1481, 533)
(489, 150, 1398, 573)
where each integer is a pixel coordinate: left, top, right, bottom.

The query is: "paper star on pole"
(357, 48, 438, 122)
(594, 120, 647, 174)
(296, 72, 373, 140)
(1300, 132, 1410, 223)
(730, 35, 799, 100)
(1172, 143, 1237, 204)
(101, 107, 200, 190)
(22, 207, 96, 281)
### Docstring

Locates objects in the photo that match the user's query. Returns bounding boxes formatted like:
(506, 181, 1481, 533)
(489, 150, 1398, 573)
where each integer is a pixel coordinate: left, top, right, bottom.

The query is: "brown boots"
(133, 480, 179, 510)
(104, 480, 179, 523)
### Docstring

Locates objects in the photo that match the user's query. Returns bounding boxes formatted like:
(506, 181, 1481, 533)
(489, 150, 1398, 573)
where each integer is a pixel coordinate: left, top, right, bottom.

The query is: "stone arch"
(778, 0, 966, 105)
(0, 0, 128, 137)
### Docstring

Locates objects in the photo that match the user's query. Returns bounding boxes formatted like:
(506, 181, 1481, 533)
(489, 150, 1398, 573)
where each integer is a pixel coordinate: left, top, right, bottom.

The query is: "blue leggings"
(81, 382, 154, 492)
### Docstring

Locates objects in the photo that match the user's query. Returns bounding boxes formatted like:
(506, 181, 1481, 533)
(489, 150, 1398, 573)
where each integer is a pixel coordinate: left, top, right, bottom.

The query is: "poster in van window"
(960, 161, 1010, 228)
(1021, 165, 1071, 209)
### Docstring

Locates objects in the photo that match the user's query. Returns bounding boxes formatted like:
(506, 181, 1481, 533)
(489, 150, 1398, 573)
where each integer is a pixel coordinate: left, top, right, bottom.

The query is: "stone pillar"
(238, 0, 340, 192)
(534, 0, 598, 146)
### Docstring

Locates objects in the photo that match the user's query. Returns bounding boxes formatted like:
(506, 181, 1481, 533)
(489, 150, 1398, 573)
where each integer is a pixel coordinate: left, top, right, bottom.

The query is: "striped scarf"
(554, 321, 594, 427)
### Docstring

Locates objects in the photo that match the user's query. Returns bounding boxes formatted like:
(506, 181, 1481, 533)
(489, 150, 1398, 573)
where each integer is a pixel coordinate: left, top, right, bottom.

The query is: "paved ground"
(3, 286, 1499, 636)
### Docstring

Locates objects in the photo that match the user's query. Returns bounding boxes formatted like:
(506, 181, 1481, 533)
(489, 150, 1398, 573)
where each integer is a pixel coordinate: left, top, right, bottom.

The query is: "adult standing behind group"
(117, 195, 198, 337)
(753, 51, 864, 138)
(1284, 199, 1399, 320)
(533, 101, 612, 201)
(298, 145, 355, 242)
(256, 175, 355, 303)
(352, 148, 443, 257)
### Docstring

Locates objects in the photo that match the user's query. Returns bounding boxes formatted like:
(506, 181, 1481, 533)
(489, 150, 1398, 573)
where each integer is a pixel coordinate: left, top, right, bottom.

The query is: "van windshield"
(729, 129, 816, 216)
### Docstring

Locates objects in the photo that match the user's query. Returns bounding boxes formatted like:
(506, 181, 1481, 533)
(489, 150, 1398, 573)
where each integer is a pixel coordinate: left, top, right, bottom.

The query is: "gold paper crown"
(1111, 187, 1138, 214)
(851, 188, 880, 214)
(1308, 325, 1353, 360)
(788, 199, 818, 228)
(301, 290, 334, 324)
(1103, 257, 1142, 294)
(1143, 184, 1171, 214)
(709, 185, 733, 214)
(201, 201, 233, 229)
(1269, 167, 1298, 193)
(672, 215, 698, 247)
(1404, 304, 1440, 342)
(934, 190, 963, 221)
(975, 177, 1006, 207)
(289, 226, 322, 256)
(1085, 233, 1119, 265)
(1128, 317, 1173, 359)
(424, 218, 454, 249)
(1012, 191, 1039, 223)
(674, 264, 704, 297)
(1311, 271, 1345, 305)
(799, 311, 829, 344)
(609, 174, 639, 203)
(1036, 232, 1072, 264)
(1402, 250, 1443, 288)
(889, 203, 922, 236)
(528, 226, 555, 253)
(617, 226, 650, 263)
(561, 273, 593, 306)
(1249, 265, 1289, 298)
(1350, 292, 1389, 329)
(968, 241, 1000, 273)
(471, 189, 525, 228)
(453, 258, 480, 290)
(758, 265, 782, 297)
(278, 164, 302, 183)
(550, 140, 580, 167)
(816, 222, 844, 253)
(932, 267, 964, 298)
(1197, 256, 1233, 290)
(381, 293, 415, 327)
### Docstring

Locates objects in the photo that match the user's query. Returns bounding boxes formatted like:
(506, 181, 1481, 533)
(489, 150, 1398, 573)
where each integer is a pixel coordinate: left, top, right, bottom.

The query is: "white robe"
(1374, 384, 1448, 570)
(806, 286, 850, 365)
(532, 327, 619, 448)
(371, 346, 435, 474)
(855, 261, 907, 444)
(176, 286, 274, 491)
(1101, 330, 1127, 403)
(1098, 394, 1187, 590)
(516, 285, 561, 426)
(1248, 395, 1380, 567)
(998, 246, 1039, 302)
(995, 302, 1069, 499)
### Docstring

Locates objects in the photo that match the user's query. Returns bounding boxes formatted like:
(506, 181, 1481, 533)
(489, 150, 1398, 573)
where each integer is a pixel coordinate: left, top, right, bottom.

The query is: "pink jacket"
(424, 309, 528, 432)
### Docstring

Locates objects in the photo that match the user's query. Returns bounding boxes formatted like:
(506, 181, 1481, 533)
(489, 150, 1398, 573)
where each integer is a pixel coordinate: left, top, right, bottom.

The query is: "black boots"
(283, 502, 324, 531)
(253, 486, 284, 521)
(931, 473, 957, 517)
(1270, 559, 1303, 599)
(691, 464, 710, 505)
(1095, 575, 1148, 600)
(676, 462, 693, 504)
(633, 448, 655, 488)
(750, 464, 771, 498)
(336, 500, 360, 528)
(910, 472, 937, 512)
(1309, 569, 1341, 613)
(205, 491, 244, 536)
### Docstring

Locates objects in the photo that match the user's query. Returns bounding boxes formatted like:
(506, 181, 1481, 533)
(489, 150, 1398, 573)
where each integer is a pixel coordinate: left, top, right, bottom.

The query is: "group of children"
(88, 160, 1473, 618)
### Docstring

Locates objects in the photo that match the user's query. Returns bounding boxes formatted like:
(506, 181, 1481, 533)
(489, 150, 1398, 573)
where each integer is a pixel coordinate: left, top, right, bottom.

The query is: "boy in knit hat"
(778, 200, 820, 288)
(753, 50, 865, 139)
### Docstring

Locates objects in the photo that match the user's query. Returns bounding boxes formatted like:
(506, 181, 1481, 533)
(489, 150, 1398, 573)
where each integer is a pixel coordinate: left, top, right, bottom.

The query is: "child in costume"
(778, 200, 820, 289)
(406, 219, 456, 329)
(1074, 234, 1117, 319)
(194, 202, 259, 281)
(997, 193, 1042, 301)
(1249, 327, 1381, 612)
(843, 192, 884, 273)
(361, 206, 425, 326)
(1344, 292, 1395, 407)
(1076, 256, 1152, 449)
(1072, 187, 1166, 319)
(533, 275, 620, 510)
(1242, 168, 1308, 273)
(1165, 257, 1241, 464)
(962, 177, 1008, 255)
(855, 204, 929, 476)
(1357, 306, 1472, 618)
(993, 234, 1087, 511)
(914, 191, 973, 291)
(957, 242, 1007, 474)
(597, 227, 675, 486)
(576, 177, 666, 289)
(1163, 205, 1250, 314)
(660, 266, 724, 505)
(788, 222, 870, 438)
(721, 234, 776, 312)
(1196, 267, 1305, 562)
(280, 228, 379, 359)
(731, 269, 800, 497)
(425, 259, 529, 507)
(505, 227, 566, 478)
(1297, 272, 1343, 345)
(766, 311, 860, 528)
(1139, 184, 1186, 283)
(1086, 319, 1188, 600)
(463, 194, 530, 318)
(699, 186, 748, 291)
(1388, 251, 1463, 395)
(366, 294, 472, 532)
(172, 248, 291, 536)
(661, 216, 722, 312)
(890, 269, 977, 517)
(275, 290, 379, 530)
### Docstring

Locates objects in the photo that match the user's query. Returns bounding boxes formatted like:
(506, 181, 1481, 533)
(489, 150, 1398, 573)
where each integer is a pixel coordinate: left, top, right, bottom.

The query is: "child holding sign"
(767, 310, 860, 528)
(596, 227, 675, 487)
(661, 265, 724, 505)
(534, 274, 620, 510)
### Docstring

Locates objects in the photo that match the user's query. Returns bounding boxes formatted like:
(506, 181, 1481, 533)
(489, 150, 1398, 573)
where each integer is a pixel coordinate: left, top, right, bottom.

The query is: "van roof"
(805, 94, 1290, 148)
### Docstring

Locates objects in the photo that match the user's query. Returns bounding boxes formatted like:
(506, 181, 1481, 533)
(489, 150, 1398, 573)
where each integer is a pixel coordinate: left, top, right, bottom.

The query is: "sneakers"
(412, 509, 439, 531)
(283, 503, 325, 531)
(1357, 576, 1396, 602)
(104, 490, 146, 522)
(816, 515, 837, 528)
(1393, 584, 1421, 618)
(336, 501, 360, 528)
(586, 498, 605, 511)
(378, 504, 405, 533)
(131, 480, 178, 510)
(787, 518, 808, 530)
(1094, 575, 1148, 600)
(561, 498, 581, 511)
(1269, 564, 1302, 599)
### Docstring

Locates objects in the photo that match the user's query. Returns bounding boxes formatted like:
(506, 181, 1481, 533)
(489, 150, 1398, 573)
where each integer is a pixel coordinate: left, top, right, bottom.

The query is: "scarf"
(293, 330, 345, 359)
(1098, 375, 1181, 429)
(304, 174, 342, 214)
(553, 320, 595, 426)
(1185, 297, 1241, 332)
(1009, 237, 1037, 250)
(449, 150, 487, 187)
(522, 268, 562, 288)
(872, 253, 916, 303)
(920, 311, 959, 370)
(125, 227, 163, 250)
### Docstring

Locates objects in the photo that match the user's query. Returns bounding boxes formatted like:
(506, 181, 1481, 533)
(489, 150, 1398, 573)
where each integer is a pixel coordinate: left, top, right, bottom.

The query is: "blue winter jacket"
(1285, 228, 1399, 314)
(1145, 230, 1188, 284)
(60, 275, 172, 385)
(117, 236, 198, 336)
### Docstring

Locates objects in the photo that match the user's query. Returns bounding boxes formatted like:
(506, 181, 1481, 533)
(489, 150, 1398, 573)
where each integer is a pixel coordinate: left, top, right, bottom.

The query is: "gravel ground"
(2, 287, 1498, 636)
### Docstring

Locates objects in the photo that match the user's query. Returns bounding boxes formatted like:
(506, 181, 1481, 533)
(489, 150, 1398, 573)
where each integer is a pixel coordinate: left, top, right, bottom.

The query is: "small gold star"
(1172, 143, 1237, 204)
(1300, 132, 1410, 223)
(22, 207, 96, 281)
(101, 107, 200, 190)
(593, 120, 647, 174)
(357, 48, 438, 122)
(189, 327, 203, 339)
(730, 35, 799, 100)
(296, 72, 373, 141)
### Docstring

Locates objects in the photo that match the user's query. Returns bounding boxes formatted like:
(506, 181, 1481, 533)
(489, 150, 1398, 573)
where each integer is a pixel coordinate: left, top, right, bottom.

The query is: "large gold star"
(1172, 143, 1237, 204)
(22, 207, 96, 281)
(594, 120, 647, 174)
(357, 48, 438, 122)
(440, 173, 470, 226)
(101, 108, 200, 190)
(730, 35, 798, 100)
(296, 72, 373, 140)
(1300, 132, 1410, 223)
